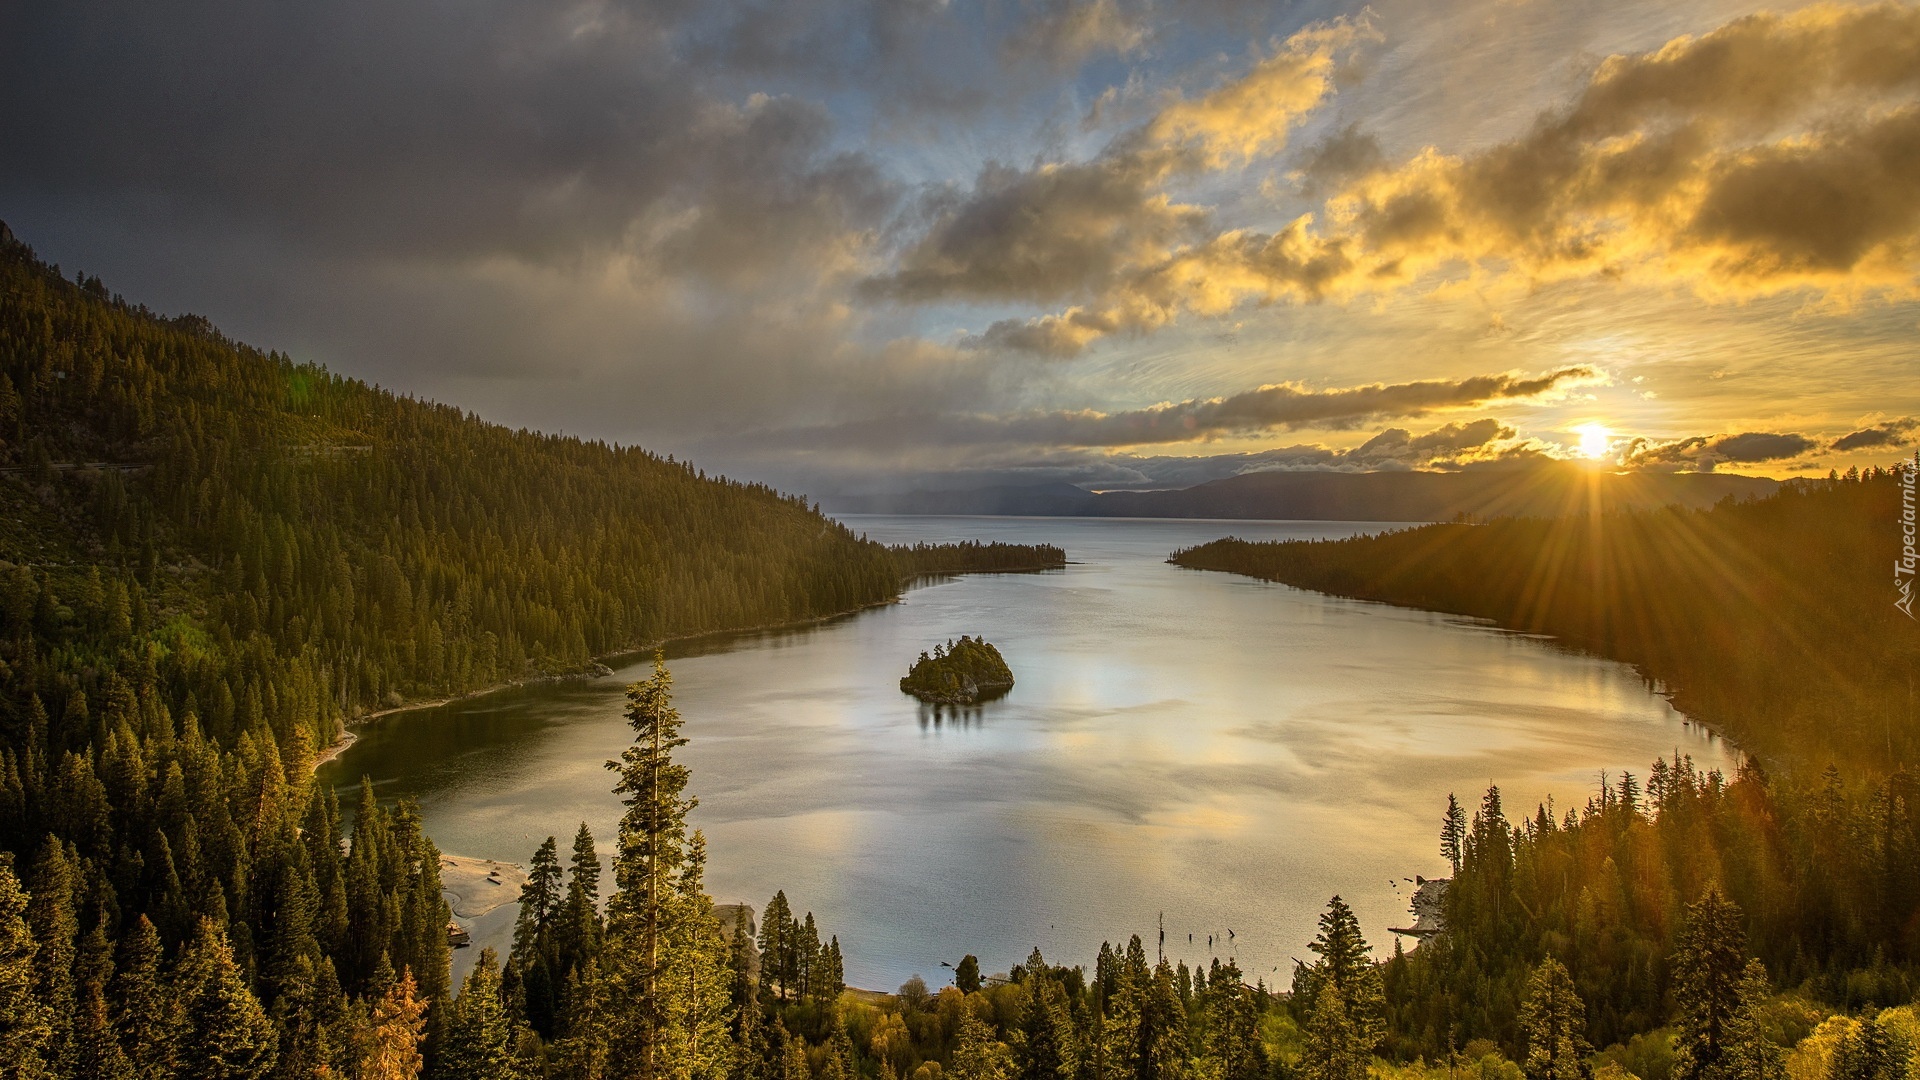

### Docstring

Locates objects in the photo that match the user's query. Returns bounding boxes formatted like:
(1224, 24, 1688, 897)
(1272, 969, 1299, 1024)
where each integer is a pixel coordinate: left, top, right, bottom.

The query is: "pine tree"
(1302, 983, 1366, 1080)
(73, 980, 134, 1080)
(174, 918, 279, 1080)
(799, 912, 820, 1002)
(728, 919, 763, 1080)
(1518, 957, 1589, 1080)
(441, 948, 521, 1080)
(0, 858, 51, 1079)
(24, 839, 76, 1071)
(1296, 896, 1385, 1052)
(359, 969, 429, 1080)
(819, 1019, 857, 1080)
(1200, 959, 1265, 1080)
(1671, 888, 1747, 1080)
(759, 893, 793, 1003)
(516, 837, 563, 956)
(1141, 959, 1189, 1080)
(1017, 951, 1077, 1080)
(1717, 960, 1783, 1080)
(1441, 794, 1467, 876)
(953, 1010, 1012, 1080)
(600, 659, 732, 1080)
(1097, 938, 1146, 1080)
(111, 915, 174, 1077)
(955, 955, 982, 995)
(559, 823, 604, 980)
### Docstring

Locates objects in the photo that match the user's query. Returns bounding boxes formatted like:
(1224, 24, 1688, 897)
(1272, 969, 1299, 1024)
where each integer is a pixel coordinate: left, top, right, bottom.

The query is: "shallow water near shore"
(323, 515, 1734, 990)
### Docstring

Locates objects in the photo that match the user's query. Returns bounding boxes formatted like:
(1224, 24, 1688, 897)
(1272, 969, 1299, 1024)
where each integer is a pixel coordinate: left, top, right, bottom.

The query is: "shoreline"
(328, 594, 908, 738)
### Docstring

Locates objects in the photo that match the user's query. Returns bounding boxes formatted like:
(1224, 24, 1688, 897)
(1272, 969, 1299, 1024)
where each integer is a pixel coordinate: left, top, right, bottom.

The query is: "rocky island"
(900, 636, 1016, 704)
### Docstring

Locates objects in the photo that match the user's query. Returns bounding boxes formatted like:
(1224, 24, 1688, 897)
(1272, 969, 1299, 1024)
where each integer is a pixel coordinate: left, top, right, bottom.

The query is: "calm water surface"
(322, 516, 1733, 990)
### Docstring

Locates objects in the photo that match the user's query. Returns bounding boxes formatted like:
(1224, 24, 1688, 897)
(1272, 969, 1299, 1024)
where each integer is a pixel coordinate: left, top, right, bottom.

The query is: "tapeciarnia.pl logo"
(1899, 452, 1918, 619)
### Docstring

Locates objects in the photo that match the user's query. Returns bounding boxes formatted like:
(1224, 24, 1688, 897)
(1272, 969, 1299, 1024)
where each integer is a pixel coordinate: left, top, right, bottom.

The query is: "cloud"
(1295, 123, 1387, 195)
(942, 2, 1920, 355)
(728, 366, 1594, 453)
(1351, 418, 1515, 463)
(1831, 417, 1920, 451)
(1333, 1, 1920, 296)
(1003, 0, 1152, 70)
(1623, 430, 1819, 471)
(861, 16, 1374, 311)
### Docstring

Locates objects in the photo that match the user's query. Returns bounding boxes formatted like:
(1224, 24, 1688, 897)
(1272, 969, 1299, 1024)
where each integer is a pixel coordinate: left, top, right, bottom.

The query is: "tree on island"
(900, 636, 1015, 705)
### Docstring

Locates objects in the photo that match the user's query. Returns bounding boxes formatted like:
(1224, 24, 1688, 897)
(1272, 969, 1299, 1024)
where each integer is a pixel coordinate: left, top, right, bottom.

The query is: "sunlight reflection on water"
(324, 516, 1733, 990)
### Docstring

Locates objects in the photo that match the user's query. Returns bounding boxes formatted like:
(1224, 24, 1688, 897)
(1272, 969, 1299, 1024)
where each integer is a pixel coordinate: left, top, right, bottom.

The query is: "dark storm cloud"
(1831, 417, 1920, 451)
(0, 1, 894, 274)
(1623, 430, 1819, 471)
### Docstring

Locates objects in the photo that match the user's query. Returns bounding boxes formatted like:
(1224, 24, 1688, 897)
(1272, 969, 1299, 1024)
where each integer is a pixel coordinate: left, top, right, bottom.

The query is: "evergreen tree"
(73, 980, 134, 1080)
(516, 837, 563, 955)
(441, 948, 521, 1080)
(24, 839, 76, 1071)
(1295, 896, 1385, 1053)
(558, 823, 604, 982)
(953, 1010, 1012, 1080)
(1200, 959, 1265, 1080)
(1518, 957, 1589, 1080)
(955, 955, 982, 995)
(1017, 951, 1078, 1080)
(1441, 794, 1467, 876)
(0, 858, 50, 1079)
(819, 1019, 857, 1080)
(1141, 959, 1189, 1080)
(1671, 888, 1747, 1080)
(759, 893, 794, 1003)
(359, 969, 429, 1080)
(111, 915, 174, 1077)
(780, 1023, 812, 1080)
(1097, 938, 1147, 1080)
(174, 919, 278, 1080)
(1302, 983, 1367, 1080)
(1716, 961, 1783, 1080)
(600, 659, 733, 1080)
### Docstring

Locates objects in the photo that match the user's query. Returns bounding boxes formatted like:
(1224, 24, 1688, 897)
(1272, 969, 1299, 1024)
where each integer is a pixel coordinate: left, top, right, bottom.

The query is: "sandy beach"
(440, 854, 528, 919)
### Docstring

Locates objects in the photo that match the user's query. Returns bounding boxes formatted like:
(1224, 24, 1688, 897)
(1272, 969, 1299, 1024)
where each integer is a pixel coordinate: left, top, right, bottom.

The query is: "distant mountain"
(831, 466, 1781, 521)
(832, 481, 1097, 516)
(1082, 466, 1780, 520)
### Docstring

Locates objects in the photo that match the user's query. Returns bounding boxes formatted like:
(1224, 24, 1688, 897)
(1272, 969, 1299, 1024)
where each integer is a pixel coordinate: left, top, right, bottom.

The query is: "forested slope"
(1172, 474, 1920, 776)
(0, 222, 1023, 1076)
(0, 221, 911, 747)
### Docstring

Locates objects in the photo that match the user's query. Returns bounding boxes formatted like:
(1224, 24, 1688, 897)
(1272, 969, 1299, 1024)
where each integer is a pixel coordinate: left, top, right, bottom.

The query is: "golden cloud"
(961, 2, 1920, 354)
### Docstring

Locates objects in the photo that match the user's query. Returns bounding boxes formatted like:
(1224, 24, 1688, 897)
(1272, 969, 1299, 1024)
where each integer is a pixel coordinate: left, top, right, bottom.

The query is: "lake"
(321, 515, 1735, 991)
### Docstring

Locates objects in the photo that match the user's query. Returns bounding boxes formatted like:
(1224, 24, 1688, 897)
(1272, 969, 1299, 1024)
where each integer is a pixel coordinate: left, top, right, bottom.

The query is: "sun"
(1574, 423, 1613, 460)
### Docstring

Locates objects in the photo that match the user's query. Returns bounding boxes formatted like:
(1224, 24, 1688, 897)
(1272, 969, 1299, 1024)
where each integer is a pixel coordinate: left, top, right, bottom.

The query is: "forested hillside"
(1172, 474, 1920, 776)
(0, 223, 1049, 1077)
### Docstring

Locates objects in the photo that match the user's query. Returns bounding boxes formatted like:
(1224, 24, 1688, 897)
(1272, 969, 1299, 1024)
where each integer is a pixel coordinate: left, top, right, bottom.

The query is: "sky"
(2, 0, 1917, 495)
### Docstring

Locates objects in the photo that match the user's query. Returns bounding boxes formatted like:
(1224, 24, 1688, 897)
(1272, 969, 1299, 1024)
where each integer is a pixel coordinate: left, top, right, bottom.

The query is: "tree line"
(1170, 472, 1920, 775)
(0, 223, 1062, 1076)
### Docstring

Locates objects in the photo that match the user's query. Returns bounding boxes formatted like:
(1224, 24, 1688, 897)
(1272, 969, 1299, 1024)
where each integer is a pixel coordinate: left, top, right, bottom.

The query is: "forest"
(890, 543, 1065, 579)
(0, 217, 1914, 1080)
(0, 224, 1047, 1076)
(1170, 474, 1920, 777)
